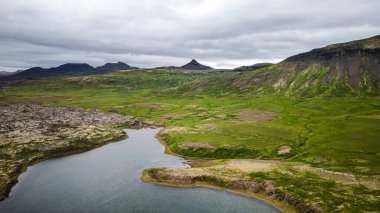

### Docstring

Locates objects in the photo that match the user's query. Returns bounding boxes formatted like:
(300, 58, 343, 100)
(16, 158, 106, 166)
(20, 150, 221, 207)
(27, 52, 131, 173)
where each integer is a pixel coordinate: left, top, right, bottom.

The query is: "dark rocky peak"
(189, 59, 200, 65)
(180, 59, 212, 70)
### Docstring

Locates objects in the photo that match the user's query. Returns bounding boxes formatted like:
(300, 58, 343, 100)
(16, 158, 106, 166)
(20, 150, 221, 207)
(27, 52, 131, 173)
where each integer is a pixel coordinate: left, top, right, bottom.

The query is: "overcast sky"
(0, 0, 379, 71)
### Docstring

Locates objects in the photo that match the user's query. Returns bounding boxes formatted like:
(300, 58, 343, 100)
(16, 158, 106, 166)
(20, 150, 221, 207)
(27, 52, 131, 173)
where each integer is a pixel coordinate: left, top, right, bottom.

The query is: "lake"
(0, 128, 281, 213)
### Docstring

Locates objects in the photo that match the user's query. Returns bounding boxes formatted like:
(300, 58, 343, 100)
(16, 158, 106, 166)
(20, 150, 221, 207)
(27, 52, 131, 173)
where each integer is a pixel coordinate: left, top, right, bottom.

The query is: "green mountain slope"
(183, 35, 380, 97)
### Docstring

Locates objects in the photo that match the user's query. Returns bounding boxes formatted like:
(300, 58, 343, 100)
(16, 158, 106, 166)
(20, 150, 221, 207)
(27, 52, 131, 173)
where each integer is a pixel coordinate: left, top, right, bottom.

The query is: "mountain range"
(154, 59, 213, 70)
(1, 62, 138, 80)
(0, 60, 215, 81)
(1, 35, 379, 97)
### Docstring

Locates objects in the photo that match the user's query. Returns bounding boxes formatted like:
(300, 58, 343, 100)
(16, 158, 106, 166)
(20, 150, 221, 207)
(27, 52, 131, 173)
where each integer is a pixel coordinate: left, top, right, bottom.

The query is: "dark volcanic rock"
(180, 59, 212, 70)
(284, 35, 380, 66)
(280, 35, 380, 87)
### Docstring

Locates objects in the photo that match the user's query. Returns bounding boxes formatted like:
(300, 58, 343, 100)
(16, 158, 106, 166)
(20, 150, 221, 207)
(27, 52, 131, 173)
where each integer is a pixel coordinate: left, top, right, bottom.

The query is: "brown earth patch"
(295, 165, 360, 185)
(277, 145, 292, 155)
(151, 119, 168, 126)
(237, 110, 278, 122)
(162, 113, 192, 119)
(178, 142, 216, 151)
(0, 96, 69, 105)
(316, 170, 358, 184)
(184, 104, 198, 109)
(213, 159, 280, 172)
(196, 123, 219, 130)
(159, 126, 197, 135)
(127, 103, 161, 108)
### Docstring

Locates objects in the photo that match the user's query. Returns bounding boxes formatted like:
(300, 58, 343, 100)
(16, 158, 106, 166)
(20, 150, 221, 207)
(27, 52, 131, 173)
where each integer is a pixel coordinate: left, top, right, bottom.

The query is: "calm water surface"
(0, 128, 281, 213)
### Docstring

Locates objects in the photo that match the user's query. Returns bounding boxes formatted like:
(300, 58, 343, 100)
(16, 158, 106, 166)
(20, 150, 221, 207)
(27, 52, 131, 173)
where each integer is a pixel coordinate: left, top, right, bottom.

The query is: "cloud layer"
(1, 0, 379, 71)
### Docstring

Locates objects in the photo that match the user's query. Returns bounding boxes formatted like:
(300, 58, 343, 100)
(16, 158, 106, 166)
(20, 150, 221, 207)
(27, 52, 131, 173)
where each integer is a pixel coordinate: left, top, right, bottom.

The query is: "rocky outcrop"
(0, 105, 134, 201)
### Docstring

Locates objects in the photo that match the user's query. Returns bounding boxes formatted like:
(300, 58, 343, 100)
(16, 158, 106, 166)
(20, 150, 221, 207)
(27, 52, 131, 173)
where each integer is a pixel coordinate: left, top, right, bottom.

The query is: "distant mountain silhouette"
(180, 59, 212, 70)
(95, 62, 138, 71)
(9, 67, 47, 79)
(50, 63, 94, 73)
(1, 63, 94, 80)
(1, 62, 138, 81)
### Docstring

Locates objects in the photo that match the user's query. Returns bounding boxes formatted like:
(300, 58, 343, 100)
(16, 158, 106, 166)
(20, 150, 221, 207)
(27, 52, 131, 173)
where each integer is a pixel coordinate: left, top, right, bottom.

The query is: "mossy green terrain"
(1, 68, 379, 212)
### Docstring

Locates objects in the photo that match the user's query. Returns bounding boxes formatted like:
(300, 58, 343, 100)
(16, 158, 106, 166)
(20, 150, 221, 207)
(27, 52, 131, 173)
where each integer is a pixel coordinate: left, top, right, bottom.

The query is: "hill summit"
(95, 62, 138, 71)
(180, 59, 212, 70)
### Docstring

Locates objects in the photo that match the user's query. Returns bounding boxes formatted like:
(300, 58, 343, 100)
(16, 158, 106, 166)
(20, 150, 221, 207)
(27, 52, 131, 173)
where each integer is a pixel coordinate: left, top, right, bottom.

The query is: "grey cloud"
(0, 0, 379, 71)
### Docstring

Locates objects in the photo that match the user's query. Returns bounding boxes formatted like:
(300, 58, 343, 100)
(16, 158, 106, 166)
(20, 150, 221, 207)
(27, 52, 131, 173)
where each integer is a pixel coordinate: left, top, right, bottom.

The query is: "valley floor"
(0, 69, 379, 212)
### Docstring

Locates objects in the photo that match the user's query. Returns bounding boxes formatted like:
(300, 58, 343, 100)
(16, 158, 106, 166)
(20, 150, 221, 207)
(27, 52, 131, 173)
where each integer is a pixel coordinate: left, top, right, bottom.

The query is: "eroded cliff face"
(278, 35, 380, 89)
(0, 105, 133, 200)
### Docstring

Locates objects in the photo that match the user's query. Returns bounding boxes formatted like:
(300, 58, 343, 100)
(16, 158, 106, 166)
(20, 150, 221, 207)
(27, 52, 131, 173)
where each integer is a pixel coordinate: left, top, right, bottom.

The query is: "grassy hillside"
(1, 68, 379, 211)
(181, 36, 380, 97)
(1, 70, 379, 173)
(179, 63, 380, 97)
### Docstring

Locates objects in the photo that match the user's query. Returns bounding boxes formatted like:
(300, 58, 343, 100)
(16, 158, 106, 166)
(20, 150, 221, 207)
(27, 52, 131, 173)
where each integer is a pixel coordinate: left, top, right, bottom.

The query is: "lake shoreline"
(147, 131, 304, 213)
(0, 132, 129, 202)
(1, 127, 280, 213)
(2, 123, 298, 212)
(0, 104, 136, 202)
(141, 169, 294, 213)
